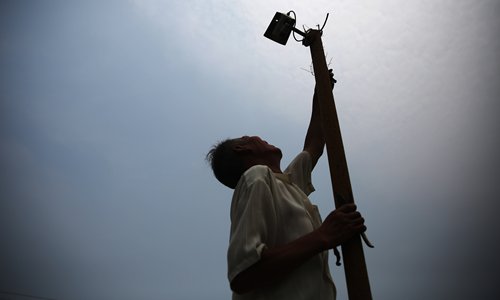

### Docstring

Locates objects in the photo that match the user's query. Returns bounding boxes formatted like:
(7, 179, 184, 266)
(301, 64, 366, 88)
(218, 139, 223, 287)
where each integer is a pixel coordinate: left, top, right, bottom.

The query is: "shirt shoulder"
(235, 165, 273, 190)
(231, 165, 274, 214)
(284, 151, 315, 195)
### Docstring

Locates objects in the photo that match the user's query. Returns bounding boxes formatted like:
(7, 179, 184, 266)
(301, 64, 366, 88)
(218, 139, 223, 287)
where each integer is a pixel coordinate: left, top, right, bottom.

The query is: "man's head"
(206, 136, 282, 189)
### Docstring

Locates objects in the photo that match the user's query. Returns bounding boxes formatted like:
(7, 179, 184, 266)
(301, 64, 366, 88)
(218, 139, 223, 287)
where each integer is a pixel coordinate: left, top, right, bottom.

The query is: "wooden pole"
(305, 29, 372, 300)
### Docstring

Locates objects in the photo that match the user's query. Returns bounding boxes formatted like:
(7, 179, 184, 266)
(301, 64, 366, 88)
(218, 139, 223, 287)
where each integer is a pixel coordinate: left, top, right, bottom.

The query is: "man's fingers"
(346, 211, 362, 220)
(350, 216, 365, 225)
(349, 222, 367, 234)
(355, 225, 367, 233)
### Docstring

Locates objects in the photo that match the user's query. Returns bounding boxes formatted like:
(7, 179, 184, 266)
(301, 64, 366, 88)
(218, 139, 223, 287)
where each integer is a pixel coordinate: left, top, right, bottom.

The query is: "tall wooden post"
(305, 29, 372, 300)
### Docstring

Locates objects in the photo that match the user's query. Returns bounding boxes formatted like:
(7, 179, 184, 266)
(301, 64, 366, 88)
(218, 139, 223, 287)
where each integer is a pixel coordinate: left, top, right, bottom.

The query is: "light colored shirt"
(228, 151, 336, 300)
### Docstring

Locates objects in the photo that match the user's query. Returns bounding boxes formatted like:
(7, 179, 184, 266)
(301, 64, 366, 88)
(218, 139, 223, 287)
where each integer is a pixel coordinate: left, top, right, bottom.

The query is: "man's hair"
(206, 138, 246, 189)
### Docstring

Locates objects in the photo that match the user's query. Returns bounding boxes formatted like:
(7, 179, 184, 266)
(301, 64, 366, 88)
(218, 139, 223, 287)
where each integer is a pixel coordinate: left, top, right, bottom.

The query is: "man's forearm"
(303, 90, 325, 168)
(230, 229, 327, 294)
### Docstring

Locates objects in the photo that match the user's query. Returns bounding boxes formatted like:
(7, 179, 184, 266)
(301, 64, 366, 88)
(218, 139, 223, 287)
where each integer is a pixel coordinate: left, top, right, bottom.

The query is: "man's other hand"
(317, 204, 366, 250)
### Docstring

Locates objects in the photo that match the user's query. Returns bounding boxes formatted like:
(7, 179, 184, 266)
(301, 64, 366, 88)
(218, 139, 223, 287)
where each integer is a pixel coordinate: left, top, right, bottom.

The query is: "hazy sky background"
(1, 0, 499, 299)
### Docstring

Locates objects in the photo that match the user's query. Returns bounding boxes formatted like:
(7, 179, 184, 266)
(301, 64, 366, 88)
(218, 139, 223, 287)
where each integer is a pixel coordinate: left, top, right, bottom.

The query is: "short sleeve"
(227, 170, 277, 282)
(285, 151, 315, 196)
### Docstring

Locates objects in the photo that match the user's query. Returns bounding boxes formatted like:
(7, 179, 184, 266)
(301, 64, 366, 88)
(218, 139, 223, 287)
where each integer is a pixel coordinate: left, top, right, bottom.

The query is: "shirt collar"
(274, 172, 291, 184)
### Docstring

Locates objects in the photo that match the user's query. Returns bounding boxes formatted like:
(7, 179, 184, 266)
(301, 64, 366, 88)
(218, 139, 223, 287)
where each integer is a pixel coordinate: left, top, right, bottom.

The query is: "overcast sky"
(1, 1, 499, 299)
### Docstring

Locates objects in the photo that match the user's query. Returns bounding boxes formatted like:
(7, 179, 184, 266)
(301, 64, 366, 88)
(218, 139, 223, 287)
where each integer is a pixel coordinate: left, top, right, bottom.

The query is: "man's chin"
(273, 148, 283, 159)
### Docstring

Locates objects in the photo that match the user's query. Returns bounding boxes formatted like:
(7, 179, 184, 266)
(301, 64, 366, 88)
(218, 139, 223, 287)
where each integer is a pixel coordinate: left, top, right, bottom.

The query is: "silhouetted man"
(207, 75, 366, 300)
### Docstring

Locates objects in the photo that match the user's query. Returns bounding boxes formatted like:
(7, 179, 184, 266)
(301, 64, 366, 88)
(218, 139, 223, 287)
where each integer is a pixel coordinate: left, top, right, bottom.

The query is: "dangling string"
(333, 247, 342, 266)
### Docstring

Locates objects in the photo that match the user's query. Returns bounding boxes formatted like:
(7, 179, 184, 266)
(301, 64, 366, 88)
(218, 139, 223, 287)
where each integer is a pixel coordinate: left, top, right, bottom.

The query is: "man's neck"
(246, 159, 282, 174)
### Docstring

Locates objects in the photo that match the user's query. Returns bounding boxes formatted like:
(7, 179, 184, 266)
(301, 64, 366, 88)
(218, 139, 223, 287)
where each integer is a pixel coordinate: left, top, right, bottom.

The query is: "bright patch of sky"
(1, 1, 499, 299)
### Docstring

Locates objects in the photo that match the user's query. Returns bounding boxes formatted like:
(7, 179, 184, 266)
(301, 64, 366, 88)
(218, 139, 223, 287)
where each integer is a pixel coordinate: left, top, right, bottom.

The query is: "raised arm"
(303, 69, 335, 169)
(303, 90, 325, 169)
